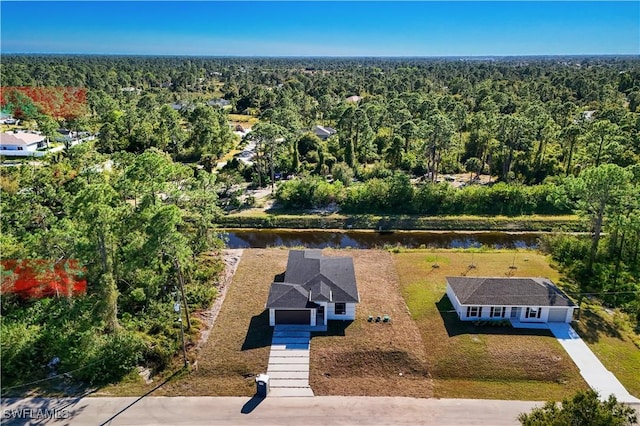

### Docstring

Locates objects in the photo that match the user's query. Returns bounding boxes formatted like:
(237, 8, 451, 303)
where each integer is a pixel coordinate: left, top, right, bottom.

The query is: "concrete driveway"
(548, 323, 640, 403)
(267, 325, 314, 397)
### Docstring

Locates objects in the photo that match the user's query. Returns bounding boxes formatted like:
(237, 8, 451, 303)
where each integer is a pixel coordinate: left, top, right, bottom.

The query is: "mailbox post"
(256, 374, 270, 397)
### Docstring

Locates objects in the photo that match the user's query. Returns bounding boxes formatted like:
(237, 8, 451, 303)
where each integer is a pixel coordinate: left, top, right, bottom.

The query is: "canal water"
(223, 229, 541, 249)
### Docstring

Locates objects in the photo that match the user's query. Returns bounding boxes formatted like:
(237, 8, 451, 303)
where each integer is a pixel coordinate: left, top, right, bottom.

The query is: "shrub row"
(275, 175, 570, 216)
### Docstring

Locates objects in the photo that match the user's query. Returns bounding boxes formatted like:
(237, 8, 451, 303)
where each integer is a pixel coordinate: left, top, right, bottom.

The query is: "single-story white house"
(266, 250, 360, 327)
(445, 277, 577, 324)
(0, 131, 47, 156)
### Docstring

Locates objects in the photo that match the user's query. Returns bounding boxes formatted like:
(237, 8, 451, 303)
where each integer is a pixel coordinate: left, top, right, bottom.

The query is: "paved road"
(548, 323, 640, 404)
(1, 396, 546, 425)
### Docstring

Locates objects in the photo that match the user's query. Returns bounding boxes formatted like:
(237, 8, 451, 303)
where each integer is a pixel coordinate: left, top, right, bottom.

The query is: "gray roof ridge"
(270, 282, 309, 306)
(304, 272, 337, 288)
(462, 277, 487, 304)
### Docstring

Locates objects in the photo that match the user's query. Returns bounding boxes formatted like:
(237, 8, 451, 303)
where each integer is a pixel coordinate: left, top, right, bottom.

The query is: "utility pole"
(174, 258, 191, 330)
(173, 291, 188, 368)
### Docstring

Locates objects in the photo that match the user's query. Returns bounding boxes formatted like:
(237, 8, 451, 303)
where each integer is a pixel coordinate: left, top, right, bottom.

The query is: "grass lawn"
(572, 304, 640, 399)
(309, 249, 432, 397)
(228, 113, 259, 128)
(394, 249, 589, 400)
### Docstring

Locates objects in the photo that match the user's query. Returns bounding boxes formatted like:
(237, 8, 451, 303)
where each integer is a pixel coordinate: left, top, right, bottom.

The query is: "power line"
(2, 359, 102, 391)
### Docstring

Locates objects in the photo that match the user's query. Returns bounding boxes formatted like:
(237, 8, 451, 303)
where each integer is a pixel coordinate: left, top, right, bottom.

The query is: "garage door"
(548, 308, 567, 322)
(275, 310, 310, 325)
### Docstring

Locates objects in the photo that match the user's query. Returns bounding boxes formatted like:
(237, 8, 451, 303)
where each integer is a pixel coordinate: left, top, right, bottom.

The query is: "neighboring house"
(445, 277, 576, 324)
(1, 112, 18, 125)
(208, 98, 231, 108)
(266, 250, 360, 326)
(55, 128, 77, 144)
(0, 131, 47, 155)
(312, 125, 337, 140)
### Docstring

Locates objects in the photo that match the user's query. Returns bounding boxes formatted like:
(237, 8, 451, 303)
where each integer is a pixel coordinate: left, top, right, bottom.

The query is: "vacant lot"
(310, 250, 431, 397)
(394, 250, 589, 400)
(160, 249, 285, 395)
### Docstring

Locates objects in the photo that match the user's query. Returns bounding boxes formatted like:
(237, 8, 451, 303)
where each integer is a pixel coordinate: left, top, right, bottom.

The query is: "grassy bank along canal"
(218, 212, 584, 232)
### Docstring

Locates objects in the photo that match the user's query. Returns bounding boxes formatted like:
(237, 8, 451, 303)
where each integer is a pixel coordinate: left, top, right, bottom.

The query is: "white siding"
(544, 307, 574, 323)
(445, 283, 464, 318)
(446, 287, 575, 324)
(518, 306, 548, 323)
(326, 302, 356, 320)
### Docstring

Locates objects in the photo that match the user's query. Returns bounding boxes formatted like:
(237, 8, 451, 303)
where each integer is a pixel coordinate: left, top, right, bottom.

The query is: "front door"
(317, 306, 325, 325)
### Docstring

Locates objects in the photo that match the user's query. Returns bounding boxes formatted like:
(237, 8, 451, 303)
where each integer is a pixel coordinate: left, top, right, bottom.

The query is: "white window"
(466, 306, 481, 317)
(490, 307, 505, 318)
(526, 307, 542, 319)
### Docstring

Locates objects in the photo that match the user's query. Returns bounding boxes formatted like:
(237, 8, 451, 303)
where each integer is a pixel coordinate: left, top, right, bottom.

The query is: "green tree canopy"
(518, 390, 637, 426)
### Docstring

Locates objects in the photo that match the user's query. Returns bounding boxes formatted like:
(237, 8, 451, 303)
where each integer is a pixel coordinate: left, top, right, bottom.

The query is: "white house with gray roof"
(266, 250, 360, 326)
(446, 277, 576, 324)
(0, 131, 47, 156)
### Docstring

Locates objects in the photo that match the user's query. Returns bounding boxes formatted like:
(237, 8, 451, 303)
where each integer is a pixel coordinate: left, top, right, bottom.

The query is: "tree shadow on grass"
(436, 295, 553, 338)
(241, 310, 273, 351)
(573, 309, 622, 344)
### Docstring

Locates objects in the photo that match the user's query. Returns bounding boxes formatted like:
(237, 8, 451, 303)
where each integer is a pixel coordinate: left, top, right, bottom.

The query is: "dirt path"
(194, 249, 244, 353)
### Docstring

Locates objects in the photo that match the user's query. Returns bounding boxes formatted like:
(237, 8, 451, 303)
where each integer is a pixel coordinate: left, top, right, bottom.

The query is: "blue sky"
(1, 1, 638, 56)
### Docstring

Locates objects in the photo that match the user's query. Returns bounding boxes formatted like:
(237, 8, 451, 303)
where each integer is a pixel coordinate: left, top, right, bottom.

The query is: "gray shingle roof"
(446, 277, 576, 307)
(266, 250, 359, 309)
(266, 283, 317, 309)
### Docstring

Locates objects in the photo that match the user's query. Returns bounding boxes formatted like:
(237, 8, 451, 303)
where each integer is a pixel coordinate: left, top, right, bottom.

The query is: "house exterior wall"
(446, 283, 464, 317)
(268, 302, 357, 326)
(445, 283, 574, 324)
(268, 308, 317, 326)
(326, 302, 356, 321)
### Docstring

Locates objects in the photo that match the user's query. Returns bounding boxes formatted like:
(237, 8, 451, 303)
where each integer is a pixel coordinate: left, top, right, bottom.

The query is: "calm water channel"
(223, 229, 541, 250)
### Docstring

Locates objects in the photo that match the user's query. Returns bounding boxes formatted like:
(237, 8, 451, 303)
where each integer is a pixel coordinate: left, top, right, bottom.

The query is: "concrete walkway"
(267, 325, 314, 397)
(548, 323, 640, 403)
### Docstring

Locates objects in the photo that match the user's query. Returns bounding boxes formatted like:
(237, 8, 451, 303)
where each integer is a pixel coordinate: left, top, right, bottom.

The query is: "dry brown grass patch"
(309, 249, 432, 397)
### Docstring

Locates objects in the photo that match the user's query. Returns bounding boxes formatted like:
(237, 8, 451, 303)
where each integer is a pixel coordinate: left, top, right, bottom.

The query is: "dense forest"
(1, 55, 639, 390)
